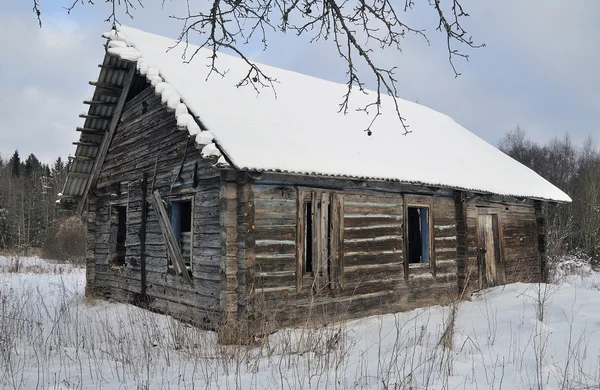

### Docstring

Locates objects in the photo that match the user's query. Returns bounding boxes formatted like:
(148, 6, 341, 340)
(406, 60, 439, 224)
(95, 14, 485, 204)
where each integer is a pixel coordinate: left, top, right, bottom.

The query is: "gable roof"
(60, 26, 571, 207)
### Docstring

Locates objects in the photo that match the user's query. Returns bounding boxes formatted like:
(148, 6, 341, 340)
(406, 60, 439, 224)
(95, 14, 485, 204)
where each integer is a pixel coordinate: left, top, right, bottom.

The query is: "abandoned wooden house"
(58, 26, 571, 334)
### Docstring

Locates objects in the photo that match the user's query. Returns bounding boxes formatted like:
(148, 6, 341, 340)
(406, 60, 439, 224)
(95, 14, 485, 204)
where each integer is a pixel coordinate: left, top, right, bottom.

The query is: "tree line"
(1, 128, 598, 262)
(0, 150, 83, 259)
(499, 127, 600, 261)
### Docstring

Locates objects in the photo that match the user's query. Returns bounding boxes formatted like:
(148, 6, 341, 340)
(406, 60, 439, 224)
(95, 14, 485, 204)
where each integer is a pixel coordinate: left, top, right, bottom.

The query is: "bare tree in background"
(34, 0, 483, 135)
(500, 127, 600, 262)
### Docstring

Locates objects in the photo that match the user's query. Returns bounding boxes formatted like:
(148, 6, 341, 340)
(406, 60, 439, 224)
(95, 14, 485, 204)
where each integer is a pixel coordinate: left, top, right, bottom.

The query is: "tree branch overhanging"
(33, 0, 42, 27)
(39, 0, 483, 135)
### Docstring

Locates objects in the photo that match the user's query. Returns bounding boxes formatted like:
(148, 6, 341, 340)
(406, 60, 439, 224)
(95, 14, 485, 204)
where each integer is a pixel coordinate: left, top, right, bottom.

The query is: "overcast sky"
(0, 0, 598, 164)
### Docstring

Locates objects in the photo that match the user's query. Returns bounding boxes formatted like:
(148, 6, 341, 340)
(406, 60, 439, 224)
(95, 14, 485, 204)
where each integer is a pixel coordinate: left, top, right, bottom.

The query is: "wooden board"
(150, 190, 193, 286)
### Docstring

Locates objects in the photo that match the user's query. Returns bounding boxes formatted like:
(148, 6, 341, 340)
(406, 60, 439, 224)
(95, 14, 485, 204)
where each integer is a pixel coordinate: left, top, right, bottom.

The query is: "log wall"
(459, 198, 542, 293)
(245, 182, 458, 332)
(87, 85, 223, 327)
(82, 83, 546, 334)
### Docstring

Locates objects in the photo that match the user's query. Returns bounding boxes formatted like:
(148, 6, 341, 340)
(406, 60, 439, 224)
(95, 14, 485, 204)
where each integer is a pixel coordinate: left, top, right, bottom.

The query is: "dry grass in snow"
(1, 255, 600, 389)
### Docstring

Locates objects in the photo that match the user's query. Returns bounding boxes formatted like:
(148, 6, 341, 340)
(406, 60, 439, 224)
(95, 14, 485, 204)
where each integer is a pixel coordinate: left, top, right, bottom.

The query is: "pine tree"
(10, 150, 20, 177)
(24, 153, 42, 177)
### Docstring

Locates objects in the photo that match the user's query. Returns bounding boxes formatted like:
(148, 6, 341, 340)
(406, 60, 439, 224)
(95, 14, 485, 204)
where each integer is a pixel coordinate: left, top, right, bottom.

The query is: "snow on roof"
(106, 26, 571, 203)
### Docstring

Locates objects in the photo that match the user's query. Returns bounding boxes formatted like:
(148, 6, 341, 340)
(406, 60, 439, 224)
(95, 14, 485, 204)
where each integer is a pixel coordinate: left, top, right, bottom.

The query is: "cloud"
(0, 11, 101, 163)
(0, 0, 596, 166)
(240, 1, 599, 145)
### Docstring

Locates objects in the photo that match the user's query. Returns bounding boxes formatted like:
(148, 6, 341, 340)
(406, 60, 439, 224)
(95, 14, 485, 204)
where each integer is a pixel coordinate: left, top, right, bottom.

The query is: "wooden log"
(97, 64, 128, 71)
(89, 80, 123, 91)
(79, 114, 112, 121)
(139, 173, 148, 298)
(73, 141, 101, 147)
(219, 180, 239, 320)
(84, 100, 117, 106)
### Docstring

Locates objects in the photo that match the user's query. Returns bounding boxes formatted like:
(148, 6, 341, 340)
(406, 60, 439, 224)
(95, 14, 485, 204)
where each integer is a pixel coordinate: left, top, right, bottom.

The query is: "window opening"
(407, 206, 430, 264)
(115, 206, 127, 265)
(305, 201, 313, 273)
(171, 200, 193, 268)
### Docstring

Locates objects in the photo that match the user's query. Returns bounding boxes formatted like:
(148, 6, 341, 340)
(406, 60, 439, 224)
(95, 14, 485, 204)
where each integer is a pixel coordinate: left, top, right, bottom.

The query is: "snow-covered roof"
(103, 26, 570, 203)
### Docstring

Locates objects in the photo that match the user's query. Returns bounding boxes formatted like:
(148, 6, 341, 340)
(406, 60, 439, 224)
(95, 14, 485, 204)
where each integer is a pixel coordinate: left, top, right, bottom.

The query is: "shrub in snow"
(41, 217, 86, 264)
(548, 252, 593, 283)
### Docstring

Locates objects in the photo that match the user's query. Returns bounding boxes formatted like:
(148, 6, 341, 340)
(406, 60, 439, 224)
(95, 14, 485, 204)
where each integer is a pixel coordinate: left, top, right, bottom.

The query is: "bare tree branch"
(38, 0, 484, 135)
(32, 0, 42, 27)
(64, 0, 143, 28)
(432, 0, 485, 77)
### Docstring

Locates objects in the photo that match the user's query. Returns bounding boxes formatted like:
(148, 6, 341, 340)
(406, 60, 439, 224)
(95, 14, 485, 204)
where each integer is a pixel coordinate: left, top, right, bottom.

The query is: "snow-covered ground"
(1, 255, 599, 389)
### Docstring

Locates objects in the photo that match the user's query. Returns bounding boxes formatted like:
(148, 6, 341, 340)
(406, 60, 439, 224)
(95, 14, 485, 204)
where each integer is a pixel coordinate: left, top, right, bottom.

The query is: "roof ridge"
(94, 26, 570, 203)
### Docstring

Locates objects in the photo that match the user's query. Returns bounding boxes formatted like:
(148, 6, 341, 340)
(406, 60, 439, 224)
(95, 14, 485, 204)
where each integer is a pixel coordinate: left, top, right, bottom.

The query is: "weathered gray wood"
(296, 189, 306, 292)
(535, 200, 547, 280)
(79, 113, 112, 121)
(85, 65, 222, 325)
(150, 190, 193, 286)
(219, 180, 239, 321)
(85, 198, 97, 295)
(320, 192, 329, 288)
(312, 191, 322, 290)
(258, 172, 455, 198)
(139, 173, 148, 298)
(88, 80, 123, 91)
(84, 100, 117, 106)
(77, 66, 136, 215)
(81, 66, 551, 338)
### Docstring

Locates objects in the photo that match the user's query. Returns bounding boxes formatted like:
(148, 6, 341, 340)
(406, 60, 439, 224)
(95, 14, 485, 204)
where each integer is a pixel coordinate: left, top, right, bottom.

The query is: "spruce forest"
(0, 151, 84, 260)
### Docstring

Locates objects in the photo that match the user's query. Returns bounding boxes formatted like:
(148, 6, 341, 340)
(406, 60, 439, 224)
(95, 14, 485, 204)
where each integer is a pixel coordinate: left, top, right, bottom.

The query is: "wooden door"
(477, 214, 505, 288)
(297, 190, 343, 292)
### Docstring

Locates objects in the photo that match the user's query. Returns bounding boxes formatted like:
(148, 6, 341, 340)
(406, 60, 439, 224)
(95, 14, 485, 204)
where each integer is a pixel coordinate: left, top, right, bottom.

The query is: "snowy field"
(1, 255, 600, 389)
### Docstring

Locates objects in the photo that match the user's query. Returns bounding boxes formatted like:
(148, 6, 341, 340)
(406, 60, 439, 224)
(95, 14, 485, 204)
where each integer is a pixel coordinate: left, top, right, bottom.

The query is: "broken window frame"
(109, 204, 127, 267)
(403, 195, 436, 277)
(149, 190, 193, 286)
(169, 197, 194, 271)
(296, 189, 344, 293)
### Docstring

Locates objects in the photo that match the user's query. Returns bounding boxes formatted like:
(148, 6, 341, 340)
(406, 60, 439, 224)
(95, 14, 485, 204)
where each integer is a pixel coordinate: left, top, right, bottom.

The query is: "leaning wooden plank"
(77, 66, 135, 215)
(150, 190, 194, 286)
